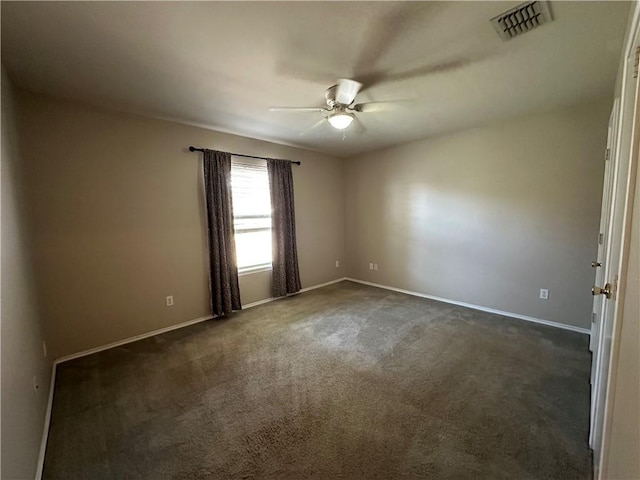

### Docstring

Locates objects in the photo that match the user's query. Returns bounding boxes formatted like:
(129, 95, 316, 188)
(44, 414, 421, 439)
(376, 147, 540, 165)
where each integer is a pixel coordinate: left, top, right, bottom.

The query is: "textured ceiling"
(1, 1, 631, 157)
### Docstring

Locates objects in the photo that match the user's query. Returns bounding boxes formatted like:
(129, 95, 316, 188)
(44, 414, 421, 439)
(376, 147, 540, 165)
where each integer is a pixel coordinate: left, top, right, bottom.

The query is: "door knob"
(592, 261, 602, 268)
(592, 283, 612, 299)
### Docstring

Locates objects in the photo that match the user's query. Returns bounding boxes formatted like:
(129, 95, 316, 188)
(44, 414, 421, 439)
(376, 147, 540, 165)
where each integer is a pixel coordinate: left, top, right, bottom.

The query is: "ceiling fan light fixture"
(327, 112, 354, 130)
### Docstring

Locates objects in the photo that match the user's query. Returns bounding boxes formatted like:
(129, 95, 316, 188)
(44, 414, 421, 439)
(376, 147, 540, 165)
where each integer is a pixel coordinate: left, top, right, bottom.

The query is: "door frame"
(591, 2, 640, 475)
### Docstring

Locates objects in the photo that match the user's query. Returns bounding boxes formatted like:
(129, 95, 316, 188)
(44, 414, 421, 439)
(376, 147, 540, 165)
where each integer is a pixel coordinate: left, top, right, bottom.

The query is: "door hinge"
(605, 148, 610, 161)
(592, 312, 597, 324)
(635, 46, 640, 79)
(598, 233, 604, 245)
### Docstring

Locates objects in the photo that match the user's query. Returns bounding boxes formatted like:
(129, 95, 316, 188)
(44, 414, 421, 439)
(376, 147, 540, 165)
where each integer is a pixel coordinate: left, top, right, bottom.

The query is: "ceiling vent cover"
(491, 1, 553, 41)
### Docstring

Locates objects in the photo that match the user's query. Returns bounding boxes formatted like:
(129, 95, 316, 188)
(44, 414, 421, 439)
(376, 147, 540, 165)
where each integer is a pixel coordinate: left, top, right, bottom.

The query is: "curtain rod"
(188, 146, 301, 165)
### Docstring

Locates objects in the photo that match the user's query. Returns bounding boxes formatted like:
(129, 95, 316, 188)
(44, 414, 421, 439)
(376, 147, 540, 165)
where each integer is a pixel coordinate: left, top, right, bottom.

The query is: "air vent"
(491, 1, 553, 41)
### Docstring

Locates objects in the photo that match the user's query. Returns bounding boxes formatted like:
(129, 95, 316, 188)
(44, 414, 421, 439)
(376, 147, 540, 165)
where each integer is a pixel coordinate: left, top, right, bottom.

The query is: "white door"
(590, 101, 620, 353)
(589, 19, 640, 471)
(589, 101, 618, 386)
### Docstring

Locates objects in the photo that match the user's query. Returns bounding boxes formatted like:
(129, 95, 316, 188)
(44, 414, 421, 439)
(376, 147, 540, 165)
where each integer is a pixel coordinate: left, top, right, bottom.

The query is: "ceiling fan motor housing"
(325, 85, 340, 108)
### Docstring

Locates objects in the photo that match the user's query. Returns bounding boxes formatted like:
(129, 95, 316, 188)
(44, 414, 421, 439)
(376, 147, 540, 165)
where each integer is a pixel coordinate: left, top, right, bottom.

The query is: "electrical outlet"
(369, 263, 374, 270)
(374, 264, 378, 271)
(540, 289, 549, 300)
(166, 295, 174, 307)
(42, 341, 47, 358)
(335, 260, 340, 268)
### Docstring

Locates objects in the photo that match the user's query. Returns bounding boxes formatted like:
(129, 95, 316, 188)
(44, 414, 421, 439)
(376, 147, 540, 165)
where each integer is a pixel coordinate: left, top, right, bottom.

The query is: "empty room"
(2, 1, 639, 479)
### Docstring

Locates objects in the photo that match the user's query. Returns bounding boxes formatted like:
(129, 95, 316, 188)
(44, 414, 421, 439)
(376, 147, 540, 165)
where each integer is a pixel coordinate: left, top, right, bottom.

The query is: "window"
(230, 157, 272, 273)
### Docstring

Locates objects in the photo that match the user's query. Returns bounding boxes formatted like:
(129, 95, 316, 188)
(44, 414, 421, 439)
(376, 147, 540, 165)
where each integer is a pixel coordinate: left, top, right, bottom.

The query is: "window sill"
(238, 265, 272, 276)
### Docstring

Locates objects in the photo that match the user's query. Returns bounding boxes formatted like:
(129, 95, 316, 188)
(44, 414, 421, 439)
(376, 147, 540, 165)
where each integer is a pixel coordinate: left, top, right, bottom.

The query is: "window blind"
(230, 157, 272, 270)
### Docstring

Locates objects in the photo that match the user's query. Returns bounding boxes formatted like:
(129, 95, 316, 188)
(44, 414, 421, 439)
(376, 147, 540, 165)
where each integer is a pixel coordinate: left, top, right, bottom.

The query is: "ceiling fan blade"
(335, 78, 362, 105)
(352, 100, 412, 113)
(358, 54, 490, 90)
(298, 118, 327, 137)
(353, 3, 441, 88)
(269, 107, 327, 112)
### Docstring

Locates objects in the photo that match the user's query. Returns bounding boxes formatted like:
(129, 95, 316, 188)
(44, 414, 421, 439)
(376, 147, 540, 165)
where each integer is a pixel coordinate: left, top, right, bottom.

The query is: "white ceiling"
(1, 1, 630, 157)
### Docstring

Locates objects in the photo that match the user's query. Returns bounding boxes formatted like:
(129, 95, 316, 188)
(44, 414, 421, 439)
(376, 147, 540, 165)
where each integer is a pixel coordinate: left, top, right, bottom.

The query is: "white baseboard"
(241, 277, 347, 309)
(345, 277, 590, 335)
(241, 297, 278, 309)
(56, 277, 348, 365)
(300, 277, 347, 293)
(55, 314, 214, 364)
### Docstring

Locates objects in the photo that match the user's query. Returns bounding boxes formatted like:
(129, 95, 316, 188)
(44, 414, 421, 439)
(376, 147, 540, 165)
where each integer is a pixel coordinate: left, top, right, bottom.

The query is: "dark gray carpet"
(44, 281, 592, 479)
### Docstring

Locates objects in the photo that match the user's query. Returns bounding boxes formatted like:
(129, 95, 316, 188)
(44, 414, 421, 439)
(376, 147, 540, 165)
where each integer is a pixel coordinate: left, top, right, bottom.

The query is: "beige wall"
(345, 100, 611, 329)
(1, 69, 52, 479)
(17, 91, 345, 359)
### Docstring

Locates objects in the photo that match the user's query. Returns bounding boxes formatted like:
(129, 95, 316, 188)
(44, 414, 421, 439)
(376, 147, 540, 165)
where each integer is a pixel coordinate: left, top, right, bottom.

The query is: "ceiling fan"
(270, 78, 404, 131)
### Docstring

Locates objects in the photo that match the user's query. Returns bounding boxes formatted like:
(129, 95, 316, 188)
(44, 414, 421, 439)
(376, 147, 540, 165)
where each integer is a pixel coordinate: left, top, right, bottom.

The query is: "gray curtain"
(268, 159, 302, 297)
(203, 150, 242, 316)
